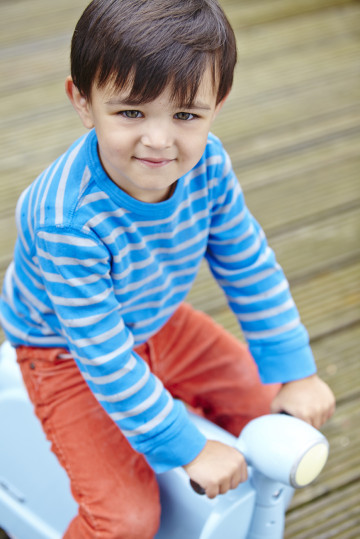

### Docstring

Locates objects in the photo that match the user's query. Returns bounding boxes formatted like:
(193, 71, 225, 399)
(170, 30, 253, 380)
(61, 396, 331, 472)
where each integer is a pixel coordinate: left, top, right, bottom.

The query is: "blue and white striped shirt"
(0, 129, 316, 471)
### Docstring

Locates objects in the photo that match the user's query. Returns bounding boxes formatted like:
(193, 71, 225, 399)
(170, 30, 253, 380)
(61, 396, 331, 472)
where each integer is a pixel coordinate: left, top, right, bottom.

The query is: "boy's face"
(67, 67, 225, 203)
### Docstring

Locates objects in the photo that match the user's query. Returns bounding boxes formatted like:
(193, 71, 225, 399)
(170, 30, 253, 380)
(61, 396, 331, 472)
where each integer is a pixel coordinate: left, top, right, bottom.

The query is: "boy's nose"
(141, 122, 173, 150)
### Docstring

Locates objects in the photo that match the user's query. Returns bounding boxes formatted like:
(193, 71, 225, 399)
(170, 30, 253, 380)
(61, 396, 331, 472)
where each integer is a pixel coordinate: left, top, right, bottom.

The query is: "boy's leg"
(15, 303, 279, 538)
(147, 303, 281, 436)
(16, 347, 160, 539)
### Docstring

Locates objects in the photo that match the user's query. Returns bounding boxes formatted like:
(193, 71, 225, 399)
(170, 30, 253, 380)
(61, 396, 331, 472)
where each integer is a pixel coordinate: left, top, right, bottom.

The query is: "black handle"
(189, 479, 206, 495)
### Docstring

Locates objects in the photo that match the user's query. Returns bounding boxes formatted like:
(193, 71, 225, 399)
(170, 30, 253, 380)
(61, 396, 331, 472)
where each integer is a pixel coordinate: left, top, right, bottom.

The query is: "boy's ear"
(65, 76, 94, 129)
(212, 91, 230, 122)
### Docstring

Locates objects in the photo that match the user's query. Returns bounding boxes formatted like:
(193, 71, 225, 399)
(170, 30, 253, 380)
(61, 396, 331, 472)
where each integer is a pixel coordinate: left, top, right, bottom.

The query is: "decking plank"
(285, 481, 360, 538)
(0, 1, 87, 47)
(222, 0, 357, 28)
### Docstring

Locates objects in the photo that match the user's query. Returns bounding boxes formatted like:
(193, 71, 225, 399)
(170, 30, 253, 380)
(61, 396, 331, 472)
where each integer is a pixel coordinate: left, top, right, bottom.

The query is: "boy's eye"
(174, 112, 196, 121)
(120, 110, 143, 119)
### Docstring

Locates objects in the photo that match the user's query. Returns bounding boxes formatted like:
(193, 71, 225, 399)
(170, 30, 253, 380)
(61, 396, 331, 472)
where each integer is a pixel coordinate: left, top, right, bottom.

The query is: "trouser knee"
(65, 491, 161, 539)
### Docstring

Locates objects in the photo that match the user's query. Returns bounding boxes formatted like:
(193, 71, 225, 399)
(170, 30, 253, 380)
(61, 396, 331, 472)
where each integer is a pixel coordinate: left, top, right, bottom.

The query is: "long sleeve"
(205, 150, 316, 383)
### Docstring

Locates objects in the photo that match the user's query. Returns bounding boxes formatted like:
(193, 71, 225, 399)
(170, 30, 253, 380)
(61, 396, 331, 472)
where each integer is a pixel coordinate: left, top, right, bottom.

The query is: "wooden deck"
(0, 0, 359, 537)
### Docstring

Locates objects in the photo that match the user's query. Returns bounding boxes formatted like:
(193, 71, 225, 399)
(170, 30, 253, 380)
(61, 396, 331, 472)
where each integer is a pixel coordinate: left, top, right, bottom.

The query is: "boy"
(0, 0, 335, 537)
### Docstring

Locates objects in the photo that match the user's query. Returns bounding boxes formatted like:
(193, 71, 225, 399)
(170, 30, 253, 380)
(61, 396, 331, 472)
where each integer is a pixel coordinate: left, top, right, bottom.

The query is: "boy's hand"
(271, 374, 335, 429)
(183, 440, 247, 499)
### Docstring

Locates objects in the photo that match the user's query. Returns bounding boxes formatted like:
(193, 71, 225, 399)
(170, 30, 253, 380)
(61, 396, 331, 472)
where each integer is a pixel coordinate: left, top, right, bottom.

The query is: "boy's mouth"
(134, 157, 175, 168)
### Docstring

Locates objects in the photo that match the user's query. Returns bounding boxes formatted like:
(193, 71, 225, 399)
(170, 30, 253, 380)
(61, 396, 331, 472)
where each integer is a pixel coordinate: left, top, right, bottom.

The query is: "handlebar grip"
(189, 479, 206, 495)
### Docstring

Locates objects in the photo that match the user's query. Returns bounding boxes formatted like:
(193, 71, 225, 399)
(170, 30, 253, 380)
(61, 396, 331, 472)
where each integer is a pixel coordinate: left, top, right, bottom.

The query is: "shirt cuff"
(250, 341, 317, 384)
(145, 405, 207, 473)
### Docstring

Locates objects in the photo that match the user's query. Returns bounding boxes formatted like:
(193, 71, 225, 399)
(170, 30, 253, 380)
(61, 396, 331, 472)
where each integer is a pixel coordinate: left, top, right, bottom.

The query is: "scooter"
(0, 340, 329, 539)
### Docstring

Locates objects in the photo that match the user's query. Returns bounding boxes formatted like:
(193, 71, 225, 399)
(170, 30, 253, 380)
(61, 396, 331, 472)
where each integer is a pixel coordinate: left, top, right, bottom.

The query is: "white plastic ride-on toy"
(0, 341, 329, 539)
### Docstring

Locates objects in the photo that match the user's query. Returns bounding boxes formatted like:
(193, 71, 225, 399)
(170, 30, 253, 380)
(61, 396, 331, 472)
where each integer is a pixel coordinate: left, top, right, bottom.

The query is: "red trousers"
(17, 303, 280, 539)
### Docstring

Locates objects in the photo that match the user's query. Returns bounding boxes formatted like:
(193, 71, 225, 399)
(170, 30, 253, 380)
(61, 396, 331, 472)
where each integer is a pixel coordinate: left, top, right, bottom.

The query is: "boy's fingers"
(271, 374, 335, 429)
(205, 481, 220, 499)
(297, 404, 334, 429)
(219, 478, 231, 495)
(234, 459, 248, 487)
(184, 440, 248, 499)
(230, 472, 241, 491)
(211, 461, 247, 497)
(308, 397, 336, 428)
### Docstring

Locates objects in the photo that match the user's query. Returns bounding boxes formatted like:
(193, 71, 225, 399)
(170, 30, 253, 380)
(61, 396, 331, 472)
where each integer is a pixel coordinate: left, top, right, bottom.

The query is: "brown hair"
(70, 0, 237, 105)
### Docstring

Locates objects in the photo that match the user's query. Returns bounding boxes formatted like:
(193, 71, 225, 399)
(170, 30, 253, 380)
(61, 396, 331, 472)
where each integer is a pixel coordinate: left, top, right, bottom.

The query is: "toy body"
(0, 342, 328, 539)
